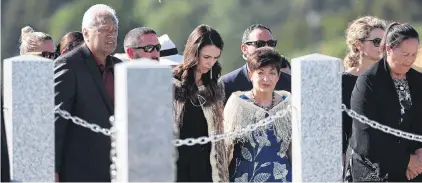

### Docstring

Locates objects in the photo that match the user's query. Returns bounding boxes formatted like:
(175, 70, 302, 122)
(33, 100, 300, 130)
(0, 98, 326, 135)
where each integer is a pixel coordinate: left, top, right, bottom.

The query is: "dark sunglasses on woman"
(26, 51, 59, 60)
(362, 38, 382, 47)
(244, 40, 277, 48)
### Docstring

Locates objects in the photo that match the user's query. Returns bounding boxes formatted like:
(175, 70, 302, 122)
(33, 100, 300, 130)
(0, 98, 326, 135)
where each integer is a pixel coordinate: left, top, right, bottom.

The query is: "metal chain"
(109, 116, 118, 182)
(174, 109, 290, 146)
(342, 104, 422, 143)
(55, 109, 118, 181)
(55, 109, 111, 136)
(55, 103, 422, 182)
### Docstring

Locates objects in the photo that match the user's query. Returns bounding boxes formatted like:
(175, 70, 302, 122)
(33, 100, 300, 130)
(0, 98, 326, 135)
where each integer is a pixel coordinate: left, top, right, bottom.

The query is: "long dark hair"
(173, 24, 224, 100)
(380, 22, 419, 57)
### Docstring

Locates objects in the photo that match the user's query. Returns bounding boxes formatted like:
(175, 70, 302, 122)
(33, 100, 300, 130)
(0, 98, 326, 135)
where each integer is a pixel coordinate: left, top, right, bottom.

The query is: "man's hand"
(55, 173, 59, 182)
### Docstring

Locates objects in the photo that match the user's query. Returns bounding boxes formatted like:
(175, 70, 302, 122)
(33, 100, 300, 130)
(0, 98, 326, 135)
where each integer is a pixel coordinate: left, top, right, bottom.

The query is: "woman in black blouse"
(344, 22, 422, 181)
(172, 24, 228, 182)
(342, 16, 386, 163)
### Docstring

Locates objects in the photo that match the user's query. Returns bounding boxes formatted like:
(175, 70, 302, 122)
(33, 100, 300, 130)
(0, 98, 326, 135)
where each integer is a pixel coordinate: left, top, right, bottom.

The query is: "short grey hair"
(242, 24, 272, 44)
(82, 4, 119, 29)
(123, 27, 157, 51)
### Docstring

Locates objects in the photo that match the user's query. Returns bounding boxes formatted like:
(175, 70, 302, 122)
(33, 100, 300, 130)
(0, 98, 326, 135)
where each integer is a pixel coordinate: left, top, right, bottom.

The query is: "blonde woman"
(19, 26, 57, 59)
(342, 16, 386, 160)
(224, 47, 292, 182)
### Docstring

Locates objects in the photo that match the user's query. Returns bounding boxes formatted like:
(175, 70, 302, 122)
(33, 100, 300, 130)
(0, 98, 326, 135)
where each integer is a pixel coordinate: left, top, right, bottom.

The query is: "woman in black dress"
(342, 16, 386, 163)
(344, 22, 422, 181)
(172, 24, 228, 182)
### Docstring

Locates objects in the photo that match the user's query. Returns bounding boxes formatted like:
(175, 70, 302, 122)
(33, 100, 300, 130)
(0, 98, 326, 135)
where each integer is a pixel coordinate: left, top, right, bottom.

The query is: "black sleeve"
(54, 58, 76, 173)
(342, 76, 353, 153)
(219, 78, 232, 105)
(1, 95, 11, 182)
(351, 74, 409, 177)
(408, 95, 422, 152)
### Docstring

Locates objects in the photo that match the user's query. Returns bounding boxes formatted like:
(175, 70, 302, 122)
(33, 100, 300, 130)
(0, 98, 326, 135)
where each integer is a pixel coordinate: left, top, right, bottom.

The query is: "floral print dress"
(228, 94, 292, 182)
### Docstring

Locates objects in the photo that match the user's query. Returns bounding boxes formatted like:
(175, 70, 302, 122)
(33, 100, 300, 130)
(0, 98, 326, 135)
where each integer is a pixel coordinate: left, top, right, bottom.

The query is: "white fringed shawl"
(223, 90, 292, 160)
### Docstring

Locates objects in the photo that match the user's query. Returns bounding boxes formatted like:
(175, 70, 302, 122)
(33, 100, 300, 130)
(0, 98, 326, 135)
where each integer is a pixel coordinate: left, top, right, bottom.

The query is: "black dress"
(176, 101, 212, 182)
(342, 72, 358, 154)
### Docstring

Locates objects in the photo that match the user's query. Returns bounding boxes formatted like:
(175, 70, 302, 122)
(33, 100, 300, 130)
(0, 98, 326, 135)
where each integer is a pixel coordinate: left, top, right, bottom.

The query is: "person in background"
(345, 22, 422, 182)
(123, 27, 160, 61)
(220, 24, 291, 103)
(279, 56, 291, 75)
(19, 25, 57, 60)
(172, 24, 228, 182)
(57, 31, 84, 55)
(224, 47, 292, 182)
(54, 4, 121, 182)
(159, 34, 183, 67)
(341, 16, 386, 167)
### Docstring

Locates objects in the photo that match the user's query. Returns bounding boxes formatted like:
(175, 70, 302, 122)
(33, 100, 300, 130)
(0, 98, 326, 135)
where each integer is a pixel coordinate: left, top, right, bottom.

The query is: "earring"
(210, 68, 213, 79)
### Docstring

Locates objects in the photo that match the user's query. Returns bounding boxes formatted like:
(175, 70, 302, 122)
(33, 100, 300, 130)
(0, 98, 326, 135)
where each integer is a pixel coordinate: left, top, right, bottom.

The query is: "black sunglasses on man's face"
(132, 44, 162, 53)
(244, 40, 277, 48)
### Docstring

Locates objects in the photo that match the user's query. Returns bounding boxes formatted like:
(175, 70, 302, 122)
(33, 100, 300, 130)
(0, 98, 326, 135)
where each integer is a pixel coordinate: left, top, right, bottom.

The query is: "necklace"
(251, 91, 275, 111)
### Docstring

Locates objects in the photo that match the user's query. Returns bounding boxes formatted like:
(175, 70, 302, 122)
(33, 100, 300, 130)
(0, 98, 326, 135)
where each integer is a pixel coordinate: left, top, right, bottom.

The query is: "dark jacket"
(349, 58, 422, 181)
(54, 44, 122, 182)
(1, 94, 11, 182)
(220, 64, 291, 103)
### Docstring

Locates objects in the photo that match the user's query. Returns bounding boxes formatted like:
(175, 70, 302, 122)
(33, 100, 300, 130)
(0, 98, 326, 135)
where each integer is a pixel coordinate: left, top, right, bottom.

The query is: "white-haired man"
(54, 4, 121, 182)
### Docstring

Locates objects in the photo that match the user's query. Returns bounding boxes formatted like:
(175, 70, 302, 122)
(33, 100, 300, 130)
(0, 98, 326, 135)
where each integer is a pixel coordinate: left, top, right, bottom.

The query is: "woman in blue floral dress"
(224, 47, 292, 182)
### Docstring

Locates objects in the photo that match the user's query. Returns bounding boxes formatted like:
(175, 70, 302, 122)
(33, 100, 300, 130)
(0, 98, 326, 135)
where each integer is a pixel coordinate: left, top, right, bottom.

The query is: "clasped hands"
(407, 149, 422, 180)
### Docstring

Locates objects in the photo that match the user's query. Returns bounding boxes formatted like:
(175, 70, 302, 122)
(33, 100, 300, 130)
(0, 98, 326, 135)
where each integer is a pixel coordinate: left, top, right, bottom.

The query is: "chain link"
(109, 116, 118, 182)
(174, 109, 290, 146)
(55, 109, 111, 136)
(342, 104, 422, 143)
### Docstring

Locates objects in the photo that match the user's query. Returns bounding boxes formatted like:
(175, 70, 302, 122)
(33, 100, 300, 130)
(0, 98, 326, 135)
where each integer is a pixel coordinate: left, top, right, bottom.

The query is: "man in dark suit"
(54, 4, 121, 182)
(220, 24, 291, 101)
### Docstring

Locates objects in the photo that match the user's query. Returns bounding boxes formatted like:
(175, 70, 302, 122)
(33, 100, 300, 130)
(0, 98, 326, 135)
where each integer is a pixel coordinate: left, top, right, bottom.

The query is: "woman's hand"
(407, 154, 422, 180)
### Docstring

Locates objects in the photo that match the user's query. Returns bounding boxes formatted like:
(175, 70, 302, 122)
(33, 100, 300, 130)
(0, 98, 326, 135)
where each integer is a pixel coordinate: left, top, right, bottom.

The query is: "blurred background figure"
(279, 56, 291, 74)
(57, 31, 84, 55)
(159, 34, 183, 67)
(19, 25, 57, 60)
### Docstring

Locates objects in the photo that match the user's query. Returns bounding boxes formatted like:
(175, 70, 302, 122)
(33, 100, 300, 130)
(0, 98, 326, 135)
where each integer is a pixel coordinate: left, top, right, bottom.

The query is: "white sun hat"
(159, 34, 183, 66)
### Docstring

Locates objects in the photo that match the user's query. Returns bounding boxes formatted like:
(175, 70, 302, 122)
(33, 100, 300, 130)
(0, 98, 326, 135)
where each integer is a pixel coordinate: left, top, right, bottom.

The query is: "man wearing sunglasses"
(124, 27, 161, 61)
(220, 24, 292, 102)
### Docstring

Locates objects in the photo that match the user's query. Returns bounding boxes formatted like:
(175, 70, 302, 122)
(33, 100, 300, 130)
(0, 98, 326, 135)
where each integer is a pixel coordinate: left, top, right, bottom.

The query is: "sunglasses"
(362, 38, 382, 47)
(244, 40, 277, 48)
(132, 44, 162, 53)
(27, 51, 59, 60)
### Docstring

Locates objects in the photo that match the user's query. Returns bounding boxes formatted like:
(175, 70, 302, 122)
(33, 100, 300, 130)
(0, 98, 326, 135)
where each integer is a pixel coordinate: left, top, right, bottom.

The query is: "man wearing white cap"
(159, 34, 183, 67)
